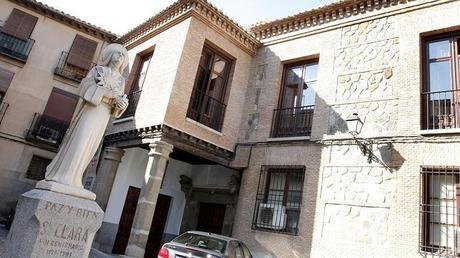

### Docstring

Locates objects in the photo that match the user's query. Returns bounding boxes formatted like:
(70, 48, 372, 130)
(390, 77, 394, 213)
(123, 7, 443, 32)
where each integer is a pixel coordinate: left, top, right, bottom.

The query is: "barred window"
(26, 155, 51, 180)
(420, 166, 460, 257)
(252, 165, 305, 235)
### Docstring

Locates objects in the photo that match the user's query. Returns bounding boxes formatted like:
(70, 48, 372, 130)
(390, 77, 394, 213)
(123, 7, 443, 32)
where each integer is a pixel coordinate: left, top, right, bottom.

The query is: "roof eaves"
(8, 0, 117, 41)
(117, 0, 260, 55)
(249, 0, 412, 40)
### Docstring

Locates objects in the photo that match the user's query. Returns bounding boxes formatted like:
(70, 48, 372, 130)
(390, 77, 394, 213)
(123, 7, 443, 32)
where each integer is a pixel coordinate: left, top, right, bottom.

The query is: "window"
(271, 61, 318, 138)
(26, 155, 51, 180)
(120, 52, 153, 118)
(55, 35, 98, 81)
(42, 88, 79, 124)
(0, 9, 36, 61)
(66, 35, 98, 70)
(422, 34, 460, 130)
(252, 165, 305, 235)
(187, 46, 232, 131)
(420, 167, 460, 256)
(3, 8, 38, 40)
(27, 88, 78, 144)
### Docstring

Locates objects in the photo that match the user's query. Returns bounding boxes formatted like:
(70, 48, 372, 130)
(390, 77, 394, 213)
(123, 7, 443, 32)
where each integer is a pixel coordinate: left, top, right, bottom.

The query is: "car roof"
(180, 231, 240, 242)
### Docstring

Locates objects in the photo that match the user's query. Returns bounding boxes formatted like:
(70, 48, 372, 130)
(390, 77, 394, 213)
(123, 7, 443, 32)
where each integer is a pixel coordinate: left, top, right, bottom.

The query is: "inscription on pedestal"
(36, 202, 99, 257)
(4, 189, 104, 258)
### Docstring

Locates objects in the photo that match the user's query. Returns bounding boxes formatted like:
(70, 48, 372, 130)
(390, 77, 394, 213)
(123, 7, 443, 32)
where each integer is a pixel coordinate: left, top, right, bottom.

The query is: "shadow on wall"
(237, 42, 407, 256)
(320, 95, 405, 171)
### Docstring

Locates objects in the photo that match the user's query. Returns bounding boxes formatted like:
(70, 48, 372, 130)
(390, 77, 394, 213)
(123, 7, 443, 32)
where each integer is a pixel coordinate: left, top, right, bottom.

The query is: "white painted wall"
(104, 147, 239, 236)
(158, 157, 192, 235)
(104, 147, 148, 224)
(191, 165, 239, 189)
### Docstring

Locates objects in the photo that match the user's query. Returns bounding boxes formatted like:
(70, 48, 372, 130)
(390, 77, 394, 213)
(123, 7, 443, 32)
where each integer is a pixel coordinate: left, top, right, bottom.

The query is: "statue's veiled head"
(100, 43, 129, 76)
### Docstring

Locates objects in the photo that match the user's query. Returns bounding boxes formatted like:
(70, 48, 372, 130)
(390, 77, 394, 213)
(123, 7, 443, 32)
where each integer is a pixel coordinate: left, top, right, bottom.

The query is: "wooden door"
(196, 203, 226, 234)
(144, 194, 172, 258)
(112, 186, 141, 254)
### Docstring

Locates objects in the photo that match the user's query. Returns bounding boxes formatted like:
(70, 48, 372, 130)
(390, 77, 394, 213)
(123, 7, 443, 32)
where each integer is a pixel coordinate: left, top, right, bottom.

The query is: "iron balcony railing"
(0, 102, 9, 126)
(422, 89, 460, 130)
(270, 105, 315, 138)
(54, 51, 95, 82)
(187, 90, 226, 132)
(0, 28, 35, 62)
(26, 113, 70, 145)
(120, 90, 142, 118)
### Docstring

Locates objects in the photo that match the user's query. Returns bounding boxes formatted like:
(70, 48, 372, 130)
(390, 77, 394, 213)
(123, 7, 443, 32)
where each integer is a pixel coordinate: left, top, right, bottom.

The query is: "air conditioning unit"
(256, 203, 287, 230)
(36, 126, 60, 143)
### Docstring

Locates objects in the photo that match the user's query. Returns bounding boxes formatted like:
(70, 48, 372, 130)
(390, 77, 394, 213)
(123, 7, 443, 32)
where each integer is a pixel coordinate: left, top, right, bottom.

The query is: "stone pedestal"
(3, 189, 103, 258)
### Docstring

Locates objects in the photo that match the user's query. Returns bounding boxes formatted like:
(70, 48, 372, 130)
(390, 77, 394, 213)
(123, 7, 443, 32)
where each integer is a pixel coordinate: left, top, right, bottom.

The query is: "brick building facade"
(1, 0, 459, 257)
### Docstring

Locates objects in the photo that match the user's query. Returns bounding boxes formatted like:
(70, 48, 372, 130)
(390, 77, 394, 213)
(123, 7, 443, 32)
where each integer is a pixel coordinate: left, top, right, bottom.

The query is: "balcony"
(26, 113, 70, 146)
(187, 90, 226, 132)
(0, 28, 35, 62)
(270, 105, 314, 138)
(54, 51, 95, 82)
(119, 90, 142, 119)
(422, 89, 460, 130)
(0, 102, 8, 126)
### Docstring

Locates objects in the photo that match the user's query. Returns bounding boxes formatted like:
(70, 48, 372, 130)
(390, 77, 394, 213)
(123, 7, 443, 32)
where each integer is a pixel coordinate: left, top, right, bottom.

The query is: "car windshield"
(173, 233, 227, 254)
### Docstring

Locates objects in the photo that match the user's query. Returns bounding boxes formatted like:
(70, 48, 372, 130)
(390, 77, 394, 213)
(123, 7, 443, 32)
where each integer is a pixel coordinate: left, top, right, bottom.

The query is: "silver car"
(157, 231, 252, 258)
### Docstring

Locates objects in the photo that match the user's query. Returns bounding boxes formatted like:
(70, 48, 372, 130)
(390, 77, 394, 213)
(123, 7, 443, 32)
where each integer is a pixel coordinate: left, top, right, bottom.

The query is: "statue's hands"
(95, 71, 106, 87)
(114, 95, 129, 110)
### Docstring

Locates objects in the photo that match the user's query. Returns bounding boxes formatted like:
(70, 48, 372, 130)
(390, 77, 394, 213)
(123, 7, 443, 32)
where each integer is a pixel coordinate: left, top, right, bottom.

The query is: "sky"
(38, 0, 335, 35)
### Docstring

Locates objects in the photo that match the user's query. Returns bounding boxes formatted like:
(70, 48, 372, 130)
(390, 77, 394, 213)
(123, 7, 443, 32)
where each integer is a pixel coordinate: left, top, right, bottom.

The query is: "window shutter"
(43, 88, 79, 123)
(3, 9, 38, 40)
(67, 35, 98, 70)
(26, 156, 51, 180)
(0, 67, 14, 93)
(456, 183, 460, 226)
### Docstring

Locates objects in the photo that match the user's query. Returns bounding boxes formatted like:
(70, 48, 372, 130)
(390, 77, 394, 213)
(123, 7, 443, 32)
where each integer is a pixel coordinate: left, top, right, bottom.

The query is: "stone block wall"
(234, 1, 460, 258)
(329, 16, 399, 137)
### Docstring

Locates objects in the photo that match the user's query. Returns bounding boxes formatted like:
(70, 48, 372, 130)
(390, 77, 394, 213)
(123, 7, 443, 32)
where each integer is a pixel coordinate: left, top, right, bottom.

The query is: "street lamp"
(345, 113, 373, 163)
(345, 113, 363, 136)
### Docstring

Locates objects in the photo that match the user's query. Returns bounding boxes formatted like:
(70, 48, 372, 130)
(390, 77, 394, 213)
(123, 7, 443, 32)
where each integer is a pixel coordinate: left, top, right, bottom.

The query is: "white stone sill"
(420, 128, 460, 135)
(266, 136, 311, 142)
(113, 116, 134, 124)
(185, 117, 223, 136)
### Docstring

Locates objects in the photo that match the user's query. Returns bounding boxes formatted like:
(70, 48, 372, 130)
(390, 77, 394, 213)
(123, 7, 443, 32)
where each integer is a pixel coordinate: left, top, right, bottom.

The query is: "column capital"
(102, 147, 125, 162)
(147, 140, 173, 159)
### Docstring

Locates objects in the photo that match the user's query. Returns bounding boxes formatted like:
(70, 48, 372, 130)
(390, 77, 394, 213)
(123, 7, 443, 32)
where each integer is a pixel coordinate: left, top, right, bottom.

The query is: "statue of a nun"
(36, 44, 130, 200)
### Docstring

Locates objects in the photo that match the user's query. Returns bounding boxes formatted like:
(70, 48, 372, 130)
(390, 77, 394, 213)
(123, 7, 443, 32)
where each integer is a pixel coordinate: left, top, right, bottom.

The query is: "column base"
(125, 244, 146, 258)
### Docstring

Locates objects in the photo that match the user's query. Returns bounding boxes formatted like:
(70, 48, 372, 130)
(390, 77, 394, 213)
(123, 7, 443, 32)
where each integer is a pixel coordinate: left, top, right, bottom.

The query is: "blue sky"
(39, 0, 335, 35)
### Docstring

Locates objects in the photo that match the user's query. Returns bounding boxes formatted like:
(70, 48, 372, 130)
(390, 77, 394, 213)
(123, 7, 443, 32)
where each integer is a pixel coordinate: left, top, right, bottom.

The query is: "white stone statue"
(36, 43, 129, 200)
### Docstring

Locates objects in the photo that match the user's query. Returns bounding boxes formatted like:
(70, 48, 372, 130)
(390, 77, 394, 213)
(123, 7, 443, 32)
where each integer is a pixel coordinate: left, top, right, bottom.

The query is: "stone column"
(125, 139, 173, 258)
(93, 147, 125, 211)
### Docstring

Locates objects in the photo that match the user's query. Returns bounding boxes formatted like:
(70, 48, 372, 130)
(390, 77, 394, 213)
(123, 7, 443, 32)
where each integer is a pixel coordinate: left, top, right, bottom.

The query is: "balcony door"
(121, 52, 152, 118)
(423, 35, 460, 130)
(186, 46, 232, 131)
(272, 61, 318, 138)
(36, 88, 78, 144)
